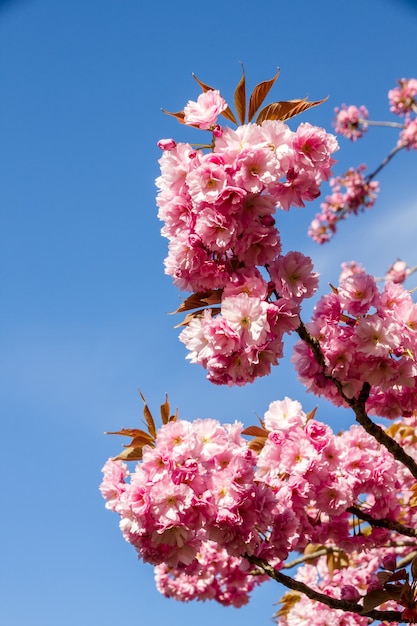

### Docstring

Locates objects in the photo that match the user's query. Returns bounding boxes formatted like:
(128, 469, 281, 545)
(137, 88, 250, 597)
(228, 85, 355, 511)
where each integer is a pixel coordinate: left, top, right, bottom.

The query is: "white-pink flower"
(184, 89, 228, 129)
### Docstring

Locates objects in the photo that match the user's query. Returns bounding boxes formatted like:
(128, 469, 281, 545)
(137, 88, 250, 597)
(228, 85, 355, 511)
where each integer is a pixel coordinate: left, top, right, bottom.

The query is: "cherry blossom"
(183, 89, 227, 129)
(334, 104, 369, 141)
(103, 73, 417, 625)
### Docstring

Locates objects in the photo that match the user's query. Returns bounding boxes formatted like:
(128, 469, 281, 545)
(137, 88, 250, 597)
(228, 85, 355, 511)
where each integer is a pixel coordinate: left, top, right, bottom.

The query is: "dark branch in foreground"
(296, 321, 417, 481)
(245, 555, 406, 622)
(347, 505, 417, 538)
(349, 387, 417, 481)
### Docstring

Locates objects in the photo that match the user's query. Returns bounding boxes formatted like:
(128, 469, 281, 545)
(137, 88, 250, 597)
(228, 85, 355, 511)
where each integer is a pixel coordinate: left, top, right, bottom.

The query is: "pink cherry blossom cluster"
(157, 115, 337, 293)
(385, 259, 412, 284)
(154, 540, 267, 607)
(399, 117, 417, 150)
(292, 270, 417, 418)
(101, 397, 417, 611)
(276, 554, 402, 626)
(310, 77, 417, 243)
(308, 165, 379, 243)
(334, 104, 369, 141)
(341, 259, 414, 285)
(156, 90, 337, 384)
(183, 89, 228, 129)
(101, 418, 278, 569)
(178, 252, 317, 386)
(388, 78, 417, 117)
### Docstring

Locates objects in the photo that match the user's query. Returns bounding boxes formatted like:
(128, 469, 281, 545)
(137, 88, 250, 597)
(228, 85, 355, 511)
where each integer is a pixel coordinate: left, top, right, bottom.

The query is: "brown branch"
(245, 554, 405, 621)
(367, 142, 406, 181)
(296, 322, 417, 480)
(364, 119, 404, 129)
(282, 548, 328, 569)
(348, 389, 417, 481)
(347, 505, 417, 538)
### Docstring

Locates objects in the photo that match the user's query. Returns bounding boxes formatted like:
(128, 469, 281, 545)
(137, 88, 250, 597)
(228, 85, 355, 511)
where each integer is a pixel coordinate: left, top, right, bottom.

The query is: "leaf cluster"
(163, 66, 327, 127)
(106, 392, 178, 461)
(362, 558, 417, 615)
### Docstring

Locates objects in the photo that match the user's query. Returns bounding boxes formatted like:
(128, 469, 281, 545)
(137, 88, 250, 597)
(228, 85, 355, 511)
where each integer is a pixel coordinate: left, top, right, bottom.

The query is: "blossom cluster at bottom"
(101, 397, 417, 614)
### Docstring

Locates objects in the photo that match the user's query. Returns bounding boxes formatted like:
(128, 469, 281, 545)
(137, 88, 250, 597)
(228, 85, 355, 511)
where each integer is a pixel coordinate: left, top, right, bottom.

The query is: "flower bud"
(340, 585, 361, 601)
(157, 138, 177, 151)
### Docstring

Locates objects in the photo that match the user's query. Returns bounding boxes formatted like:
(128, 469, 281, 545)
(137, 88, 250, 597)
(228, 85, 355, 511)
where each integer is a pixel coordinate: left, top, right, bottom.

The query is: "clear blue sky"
(1, 1, 416, 624)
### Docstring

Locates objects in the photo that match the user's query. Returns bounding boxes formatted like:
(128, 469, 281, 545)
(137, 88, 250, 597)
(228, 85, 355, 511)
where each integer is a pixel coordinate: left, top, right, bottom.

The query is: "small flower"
(157, 138, 177, 151)
(184, 90, 228, 130)
(334, 104, 369, 141)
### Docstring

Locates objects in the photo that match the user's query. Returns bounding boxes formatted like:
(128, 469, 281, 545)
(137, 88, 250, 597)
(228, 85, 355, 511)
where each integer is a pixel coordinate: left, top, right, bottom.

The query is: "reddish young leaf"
(247, 436, 268, 453)
(326, 548, 349, 575)
(106, 427, 155, 462)
(305, 406, 318, 422)
(361, 589, 393, 614)
(171, 290, 223, 314)
(169, 407, 179, 423)
(255, 97, 328, 124)
(139, 390, 157, 439)
(275, 592, 301, 619)
(234, 65, 246, 125)
(160, 394, 170, 425)
(174, 307, 221, 328)
(303, 543, 323, 556)
(106, 427, 150, 439)
(161, 108, 186, 124)
(128, 433, 156, 448)
(248, 69, 280, 122)
(380, 568, 408, 584)
(242, 425, 270, 438)
(192, 73, 215, 93)
(113, 446, 144, 462)
(192, 73, 237, 124)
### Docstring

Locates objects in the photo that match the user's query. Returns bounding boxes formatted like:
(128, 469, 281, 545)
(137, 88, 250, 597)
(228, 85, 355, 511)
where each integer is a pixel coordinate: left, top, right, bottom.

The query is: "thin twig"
(367, 142, 406, 181)
(363, 119, 404, 129)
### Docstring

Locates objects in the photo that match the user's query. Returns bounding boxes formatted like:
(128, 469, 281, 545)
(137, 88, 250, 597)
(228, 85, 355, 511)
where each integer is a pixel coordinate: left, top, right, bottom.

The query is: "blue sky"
(1, 1, 416, 624)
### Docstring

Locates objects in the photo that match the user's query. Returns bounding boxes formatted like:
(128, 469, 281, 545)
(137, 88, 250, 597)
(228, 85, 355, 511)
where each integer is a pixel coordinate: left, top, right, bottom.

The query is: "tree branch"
(347, 505, 417, 538)
(367, 142, 406, 181)
(348, 389, 417, 481)
(297, 321, 417, 480)
(364, 119, 404, 129)
(245, 554, 405, 621)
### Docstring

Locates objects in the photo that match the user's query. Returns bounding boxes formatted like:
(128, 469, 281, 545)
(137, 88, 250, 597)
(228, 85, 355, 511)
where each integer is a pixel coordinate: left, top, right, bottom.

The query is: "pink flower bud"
(382, 554, 397, 571)
(212, 124, 223, 137)
(157, 138, 177, 151)
(340, 585, 361, 601)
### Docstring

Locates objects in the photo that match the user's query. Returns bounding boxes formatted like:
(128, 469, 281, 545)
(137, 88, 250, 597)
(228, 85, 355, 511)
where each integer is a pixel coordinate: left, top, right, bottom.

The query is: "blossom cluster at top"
(156, 88, 338, 385)
(309, 77, 417, 243)
(100, 396, 417, 614)
(157, 104, 337, 293)
(292, 268, 417, 419)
